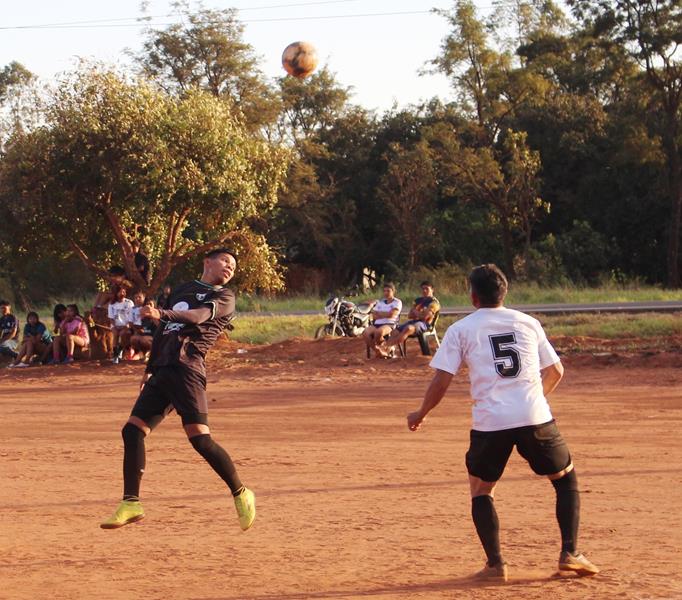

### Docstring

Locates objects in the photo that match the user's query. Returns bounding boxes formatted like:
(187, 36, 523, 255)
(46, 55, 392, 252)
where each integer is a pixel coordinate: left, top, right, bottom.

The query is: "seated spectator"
(9, 311, 52, 368)
(363, 282, 402, 358)
(379, 281, 440, 357)
(0, 300, 19, 360)
(92, 266, 134, 312)
(156, 284, 172, 310)
(130, 298, 157, 361)
(124, 290, 146, 360)
(52, 304, 90, 364)
(108, 285, 134, 364)
(41, 304, 66, 363)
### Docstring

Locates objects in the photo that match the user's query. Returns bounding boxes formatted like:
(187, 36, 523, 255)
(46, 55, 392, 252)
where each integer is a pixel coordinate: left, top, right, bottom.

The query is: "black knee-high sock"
(122, 423, 145, 500)
(190, 434, 243, 495)
(472, 495, 502, 566)
(552, 469, 580, 553)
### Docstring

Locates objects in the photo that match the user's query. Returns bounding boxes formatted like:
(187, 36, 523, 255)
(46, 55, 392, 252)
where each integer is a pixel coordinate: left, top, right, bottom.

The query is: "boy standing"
(407, 264, 598, 580)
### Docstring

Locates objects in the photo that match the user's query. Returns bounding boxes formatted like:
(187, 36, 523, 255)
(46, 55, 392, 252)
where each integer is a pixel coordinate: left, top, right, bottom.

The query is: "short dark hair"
(205, 247, 237, 264)
(0, 299, 9, 307)
(112, 284, 126, 296)
(108, 265, 126, 276)
(469, 264, 508, 306)
(383, 281, 396, 291)
(420, 280, 434, 288)
(53, 303, 67, 322)
(66, 303, 80, 316)
(26, 311, 39, 321)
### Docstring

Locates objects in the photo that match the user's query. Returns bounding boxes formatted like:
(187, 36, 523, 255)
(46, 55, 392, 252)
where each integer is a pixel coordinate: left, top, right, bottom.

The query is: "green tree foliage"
(136, 3, 279, 130)
(0, 67, 289, 295)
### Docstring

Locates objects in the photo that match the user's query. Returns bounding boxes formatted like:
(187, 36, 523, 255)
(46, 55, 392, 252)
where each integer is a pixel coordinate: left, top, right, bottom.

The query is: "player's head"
(469, 264, 508, 308)
(133, 291, 145, 306)
(53, 303, 67, 323)
(26, 311, 39, 325)
(383, 282, 396, 300)
(0, 300, 10, 315)
(420, 281, 434, 297)
(203, 248, 237, 286)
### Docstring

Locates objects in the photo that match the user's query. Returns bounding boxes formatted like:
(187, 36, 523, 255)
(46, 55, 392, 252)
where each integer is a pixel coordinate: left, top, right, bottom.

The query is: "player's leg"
(170, 368, 255, 531)
(101, 373, 170, 529)
(465, 429, 514, 580)
(516, 421, 599, 575)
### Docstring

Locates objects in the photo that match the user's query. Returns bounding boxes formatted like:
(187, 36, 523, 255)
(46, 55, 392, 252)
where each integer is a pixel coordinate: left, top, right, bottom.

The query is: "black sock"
(122, 423, 145, 500)
(190, 434, 243, 494)
(472, 495, 502, 566)
(552, 469, 580, 553)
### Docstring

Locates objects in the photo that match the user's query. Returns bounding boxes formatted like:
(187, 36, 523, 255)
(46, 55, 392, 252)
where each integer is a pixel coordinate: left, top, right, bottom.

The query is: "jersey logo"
(195, 293, 208, 301)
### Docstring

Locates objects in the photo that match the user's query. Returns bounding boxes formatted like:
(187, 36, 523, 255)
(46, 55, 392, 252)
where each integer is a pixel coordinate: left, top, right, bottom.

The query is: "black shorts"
(131, 366, 208, 427)
(465, 420, 571, 482)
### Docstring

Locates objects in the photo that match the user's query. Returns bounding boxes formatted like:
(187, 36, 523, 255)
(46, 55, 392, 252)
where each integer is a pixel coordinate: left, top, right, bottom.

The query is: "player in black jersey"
(100, 249, 256, 531)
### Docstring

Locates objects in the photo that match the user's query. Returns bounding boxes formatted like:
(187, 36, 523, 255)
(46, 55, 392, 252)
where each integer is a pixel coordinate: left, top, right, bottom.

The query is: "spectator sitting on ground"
(42, 303, 67, 364)
(363, 282, 402, 358)
(52, 304, 90, 364)
(92, 266, 133, 312)
(0, 300, 20, 360)
(9, 311, 52, 368)
(156, 284, 172, 309)
(378, 281, 441, 357)
(130, 298, 157, 361)
(108, 285, 134, 364)
(131, 239, 150, 286)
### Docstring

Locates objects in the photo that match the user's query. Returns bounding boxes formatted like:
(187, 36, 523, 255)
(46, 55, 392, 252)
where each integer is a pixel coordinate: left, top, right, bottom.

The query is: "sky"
(0, 0, 492, 113)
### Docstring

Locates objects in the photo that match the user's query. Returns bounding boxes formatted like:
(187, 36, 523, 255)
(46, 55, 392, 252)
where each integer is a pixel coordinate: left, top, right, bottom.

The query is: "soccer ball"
(282, 41, 318, 79)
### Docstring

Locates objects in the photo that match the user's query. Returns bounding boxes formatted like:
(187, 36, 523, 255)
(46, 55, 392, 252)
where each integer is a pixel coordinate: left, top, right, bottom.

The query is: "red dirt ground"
(2, 336, 682, 600)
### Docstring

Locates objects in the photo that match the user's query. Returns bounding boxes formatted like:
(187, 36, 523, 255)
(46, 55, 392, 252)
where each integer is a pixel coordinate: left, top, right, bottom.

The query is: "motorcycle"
(314, 291, 376, 338)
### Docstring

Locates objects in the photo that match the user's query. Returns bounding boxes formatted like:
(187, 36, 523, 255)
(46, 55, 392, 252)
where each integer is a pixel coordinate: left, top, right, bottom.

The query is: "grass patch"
(236, 284, 681, 313)
(229, 311, 682, 346)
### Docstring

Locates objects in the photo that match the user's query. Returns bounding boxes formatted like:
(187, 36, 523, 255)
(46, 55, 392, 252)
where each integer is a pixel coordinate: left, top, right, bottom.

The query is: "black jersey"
(146, 280, 235, 377)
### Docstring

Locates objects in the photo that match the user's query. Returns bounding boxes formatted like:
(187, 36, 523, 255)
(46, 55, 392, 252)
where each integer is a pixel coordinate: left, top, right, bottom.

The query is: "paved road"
(243, 300, 682, 317)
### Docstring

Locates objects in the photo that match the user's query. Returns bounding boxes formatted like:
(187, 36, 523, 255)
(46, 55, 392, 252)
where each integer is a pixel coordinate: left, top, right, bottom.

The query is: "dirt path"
(1, 338, 681, 599)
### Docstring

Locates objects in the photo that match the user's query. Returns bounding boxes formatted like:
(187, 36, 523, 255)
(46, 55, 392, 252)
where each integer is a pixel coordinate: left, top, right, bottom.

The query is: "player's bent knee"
(184, 422, 210, 438)
(551, 467, 578, 492)
(189, 432, 215, 455)
(125, 416, 151, 435)
(469, 474, 497, 497)
(122, 421, 146, 443)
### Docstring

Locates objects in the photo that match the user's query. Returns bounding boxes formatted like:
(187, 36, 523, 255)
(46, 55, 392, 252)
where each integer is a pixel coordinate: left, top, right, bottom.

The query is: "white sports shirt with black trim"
(430, 307, 560, 432)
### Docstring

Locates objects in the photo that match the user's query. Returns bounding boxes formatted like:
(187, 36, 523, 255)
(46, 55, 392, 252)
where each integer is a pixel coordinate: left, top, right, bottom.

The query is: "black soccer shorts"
(131, 366, 209, 427)
(465, 419, 572, 482)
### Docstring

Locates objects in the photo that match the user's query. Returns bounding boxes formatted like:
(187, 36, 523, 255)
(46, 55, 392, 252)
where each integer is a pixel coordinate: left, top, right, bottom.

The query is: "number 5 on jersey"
(489, 333, 521, 378)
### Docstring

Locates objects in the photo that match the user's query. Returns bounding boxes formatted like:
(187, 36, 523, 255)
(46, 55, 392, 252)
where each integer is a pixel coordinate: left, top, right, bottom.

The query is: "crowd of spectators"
(3, 241, 168, 368)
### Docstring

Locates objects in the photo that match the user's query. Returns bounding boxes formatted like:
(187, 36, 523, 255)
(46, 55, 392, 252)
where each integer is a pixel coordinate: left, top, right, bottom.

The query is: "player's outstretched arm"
(541, 361, 564, 396)
(407, 369, 453, 431)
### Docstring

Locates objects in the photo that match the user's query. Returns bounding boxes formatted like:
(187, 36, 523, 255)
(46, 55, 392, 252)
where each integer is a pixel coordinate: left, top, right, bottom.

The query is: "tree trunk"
(664, 117, 681, 288)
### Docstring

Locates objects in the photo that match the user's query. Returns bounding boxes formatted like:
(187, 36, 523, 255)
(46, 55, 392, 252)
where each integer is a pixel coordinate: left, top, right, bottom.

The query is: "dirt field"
(2, 337, 682, 600)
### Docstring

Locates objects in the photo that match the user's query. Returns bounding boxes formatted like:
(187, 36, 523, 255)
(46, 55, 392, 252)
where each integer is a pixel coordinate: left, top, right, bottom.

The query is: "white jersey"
(108, 299, 134, 328)
(374, 297, 402, 325)
(430, 307, 560, 432)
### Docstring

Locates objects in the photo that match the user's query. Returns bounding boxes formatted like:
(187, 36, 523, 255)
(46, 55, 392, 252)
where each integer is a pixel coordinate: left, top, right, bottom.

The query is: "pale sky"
(0, 0, 495, 113)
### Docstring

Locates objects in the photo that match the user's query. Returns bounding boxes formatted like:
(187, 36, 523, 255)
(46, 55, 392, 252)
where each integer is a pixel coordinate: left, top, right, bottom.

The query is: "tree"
(376, 140, 437, 271)
(569, 0, 682, 285)
(136, 4, 279, 130)
(0, 67, 289, 295)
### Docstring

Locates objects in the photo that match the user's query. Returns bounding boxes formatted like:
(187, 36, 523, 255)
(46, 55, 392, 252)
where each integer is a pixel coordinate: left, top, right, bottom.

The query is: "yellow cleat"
(233, 487, 256, 531)
(558, 551, 600, 576)
(100, 500, 145, 529)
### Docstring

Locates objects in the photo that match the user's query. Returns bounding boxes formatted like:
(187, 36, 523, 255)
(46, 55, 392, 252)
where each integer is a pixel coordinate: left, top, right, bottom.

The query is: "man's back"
(430, 307, 559, 431)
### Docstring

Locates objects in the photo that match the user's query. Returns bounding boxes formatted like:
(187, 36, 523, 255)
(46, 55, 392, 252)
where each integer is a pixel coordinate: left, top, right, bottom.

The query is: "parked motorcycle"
(314, 292, 376, 338)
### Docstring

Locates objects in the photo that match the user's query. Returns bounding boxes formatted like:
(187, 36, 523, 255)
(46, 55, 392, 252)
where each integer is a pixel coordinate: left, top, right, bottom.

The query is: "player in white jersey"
(407, 264, 599, 581)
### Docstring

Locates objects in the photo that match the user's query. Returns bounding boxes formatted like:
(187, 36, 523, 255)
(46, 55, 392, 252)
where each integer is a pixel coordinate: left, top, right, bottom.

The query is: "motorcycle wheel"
(314, 323, 344, 338)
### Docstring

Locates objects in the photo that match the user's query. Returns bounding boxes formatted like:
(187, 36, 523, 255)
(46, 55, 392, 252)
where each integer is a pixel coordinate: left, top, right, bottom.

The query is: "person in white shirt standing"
(407, 264, 598, 581)
(108, 285, 135, 364)
(362, 282, 402, 358)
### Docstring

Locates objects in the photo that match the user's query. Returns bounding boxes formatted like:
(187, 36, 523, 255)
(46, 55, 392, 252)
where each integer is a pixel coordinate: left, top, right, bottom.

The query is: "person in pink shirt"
(52, 304, 90, 364)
